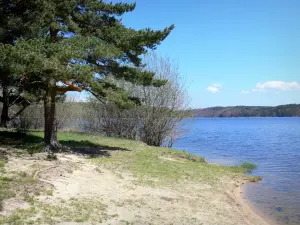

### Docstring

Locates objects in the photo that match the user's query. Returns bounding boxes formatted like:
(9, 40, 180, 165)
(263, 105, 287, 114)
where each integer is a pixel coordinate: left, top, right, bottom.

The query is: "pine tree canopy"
(0, 0, 174, 149)
(1, 0, 174, 107)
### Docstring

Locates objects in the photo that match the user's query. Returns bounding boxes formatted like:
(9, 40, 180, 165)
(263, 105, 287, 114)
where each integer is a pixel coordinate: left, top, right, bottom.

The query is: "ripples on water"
(173, 118, 300, 225)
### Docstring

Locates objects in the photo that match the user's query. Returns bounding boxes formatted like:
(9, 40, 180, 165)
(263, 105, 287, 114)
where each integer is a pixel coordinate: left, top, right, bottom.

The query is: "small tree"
(84, 52, 190, 147)
(137, 53, 190, 146)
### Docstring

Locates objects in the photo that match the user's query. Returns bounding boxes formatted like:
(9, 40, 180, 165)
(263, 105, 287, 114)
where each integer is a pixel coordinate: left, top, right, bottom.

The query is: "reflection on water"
(173, 117, 300, 225)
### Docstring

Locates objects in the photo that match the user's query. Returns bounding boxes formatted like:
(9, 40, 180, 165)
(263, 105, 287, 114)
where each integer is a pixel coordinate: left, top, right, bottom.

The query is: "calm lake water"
(172, 117, 300, 225)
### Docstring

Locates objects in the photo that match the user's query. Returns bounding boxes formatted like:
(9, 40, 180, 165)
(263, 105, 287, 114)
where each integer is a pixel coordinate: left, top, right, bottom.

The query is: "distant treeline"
(191, 104, 300, 117)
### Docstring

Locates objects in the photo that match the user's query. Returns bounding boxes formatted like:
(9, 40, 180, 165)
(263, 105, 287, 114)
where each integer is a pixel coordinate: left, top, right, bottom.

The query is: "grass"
(38, 198, 108, 224)
(0, 160, 15, 210)
(45, 189, 54, 196)
(0, 130, 130, 157)
(238, 162, 257, 173)
(0, 130, 43, 153)
(163, 149, 206, 163)
(0, 130, 262, 223)
(0, 206, 38, 225)
(92, 147, 247, 186)
(0, 158, 41, 211)
(0, 198, 109, 224)
(0, 160, 5, 169)
(0, 176, 16, 211)
(0, 172, 40, 210)
(0, 130, 259, 186)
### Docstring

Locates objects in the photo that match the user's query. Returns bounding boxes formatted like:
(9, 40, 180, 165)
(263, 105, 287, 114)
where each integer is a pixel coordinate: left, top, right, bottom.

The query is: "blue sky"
(118, 0, 300, 108)
(72, 0, 300, 108)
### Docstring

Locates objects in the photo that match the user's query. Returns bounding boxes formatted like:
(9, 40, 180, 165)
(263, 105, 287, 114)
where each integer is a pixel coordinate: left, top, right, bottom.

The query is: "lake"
(172, 117, 300, 225)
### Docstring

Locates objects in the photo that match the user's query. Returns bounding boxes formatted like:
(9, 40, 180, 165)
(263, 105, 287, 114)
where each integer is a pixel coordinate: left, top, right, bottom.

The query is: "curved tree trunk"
(44, 86, 61, 153)
(0, 85, 9, 128)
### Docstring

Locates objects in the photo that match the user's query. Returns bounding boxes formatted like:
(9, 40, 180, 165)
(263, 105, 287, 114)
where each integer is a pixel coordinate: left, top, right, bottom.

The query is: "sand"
(1, 153, 270, 225)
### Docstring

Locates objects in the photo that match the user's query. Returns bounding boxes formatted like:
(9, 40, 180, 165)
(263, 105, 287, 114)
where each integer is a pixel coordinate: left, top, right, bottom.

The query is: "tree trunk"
(0, 85, 9, 128)
(44, 86, 61, 152)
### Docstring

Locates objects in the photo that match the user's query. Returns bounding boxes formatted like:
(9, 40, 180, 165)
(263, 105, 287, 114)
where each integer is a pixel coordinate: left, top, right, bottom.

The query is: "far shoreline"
(191, 104, 300, 118)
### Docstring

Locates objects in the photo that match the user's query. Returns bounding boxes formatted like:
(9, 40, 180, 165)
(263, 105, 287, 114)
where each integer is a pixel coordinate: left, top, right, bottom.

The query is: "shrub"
(82, 53, 190, 147)
(239, 162, 257, 173)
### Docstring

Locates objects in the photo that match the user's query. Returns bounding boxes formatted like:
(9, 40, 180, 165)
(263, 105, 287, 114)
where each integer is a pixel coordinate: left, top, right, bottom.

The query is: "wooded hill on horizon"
(191, 104, 300, 117)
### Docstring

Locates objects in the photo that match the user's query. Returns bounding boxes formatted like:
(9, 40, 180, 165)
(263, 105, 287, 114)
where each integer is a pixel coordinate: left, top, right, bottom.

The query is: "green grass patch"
(0, 130, 257, 187)
(0, 206, 37, 225)
(86, 140, 246, 185)
(23, 194, 35, 205)
(0, 130, 263, 223)
(0, 160, 5, 168)
(0, 169, 39, 211)
(238, 162, 257, 173)
(45, 189, 54, 196)
(161, 149, 206, 163)
(0, 198, 108, 224)
(0, 183, 16, 211)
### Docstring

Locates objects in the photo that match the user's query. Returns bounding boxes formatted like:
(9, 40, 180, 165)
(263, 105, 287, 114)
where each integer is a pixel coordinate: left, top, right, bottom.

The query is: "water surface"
(173, 117, 300, 225)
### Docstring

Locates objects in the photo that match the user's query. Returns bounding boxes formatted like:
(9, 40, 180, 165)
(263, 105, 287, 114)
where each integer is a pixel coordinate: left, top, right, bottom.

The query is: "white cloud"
(241, 90, 250, 94)
(242, 81, 300, 94)
(206, 83, 222, 93)
(254, 81, 300, 92)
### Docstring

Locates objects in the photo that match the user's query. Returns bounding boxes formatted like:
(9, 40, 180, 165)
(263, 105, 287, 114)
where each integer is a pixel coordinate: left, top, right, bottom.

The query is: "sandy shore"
(234, 185, 271, 225)
(1, 153, 271, 225)
(241, 185, 281, 225)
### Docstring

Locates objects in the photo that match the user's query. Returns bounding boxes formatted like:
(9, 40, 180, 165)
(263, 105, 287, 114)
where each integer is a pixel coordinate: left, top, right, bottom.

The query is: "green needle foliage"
(0, 0, 174, 150)
(0, 0, 50, 127)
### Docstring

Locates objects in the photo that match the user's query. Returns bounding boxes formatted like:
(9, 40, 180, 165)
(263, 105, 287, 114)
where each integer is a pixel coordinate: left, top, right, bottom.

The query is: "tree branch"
(8, 103, 30, 122)
(55, 81, 83, 93)
(87, 90, 107, 104)
(8, 95, 22, 107)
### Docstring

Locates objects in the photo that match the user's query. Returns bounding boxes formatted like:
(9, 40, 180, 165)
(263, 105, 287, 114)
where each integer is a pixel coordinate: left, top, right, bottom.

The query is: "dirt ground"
(0, 152, 270, 225)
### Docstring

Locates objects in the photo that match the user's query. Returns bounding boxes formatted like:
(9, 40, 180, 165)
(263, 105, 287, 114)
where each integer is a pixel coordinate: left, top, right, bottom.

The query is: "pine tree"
(3, 0, 174, 152)
(0, 0, 46, 127)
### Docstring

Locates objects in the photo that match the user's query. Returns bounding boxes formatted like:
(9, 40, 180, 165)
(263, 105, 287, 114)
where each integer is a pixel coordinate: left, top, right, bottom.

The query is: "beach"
(1, 149, 270, 224)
